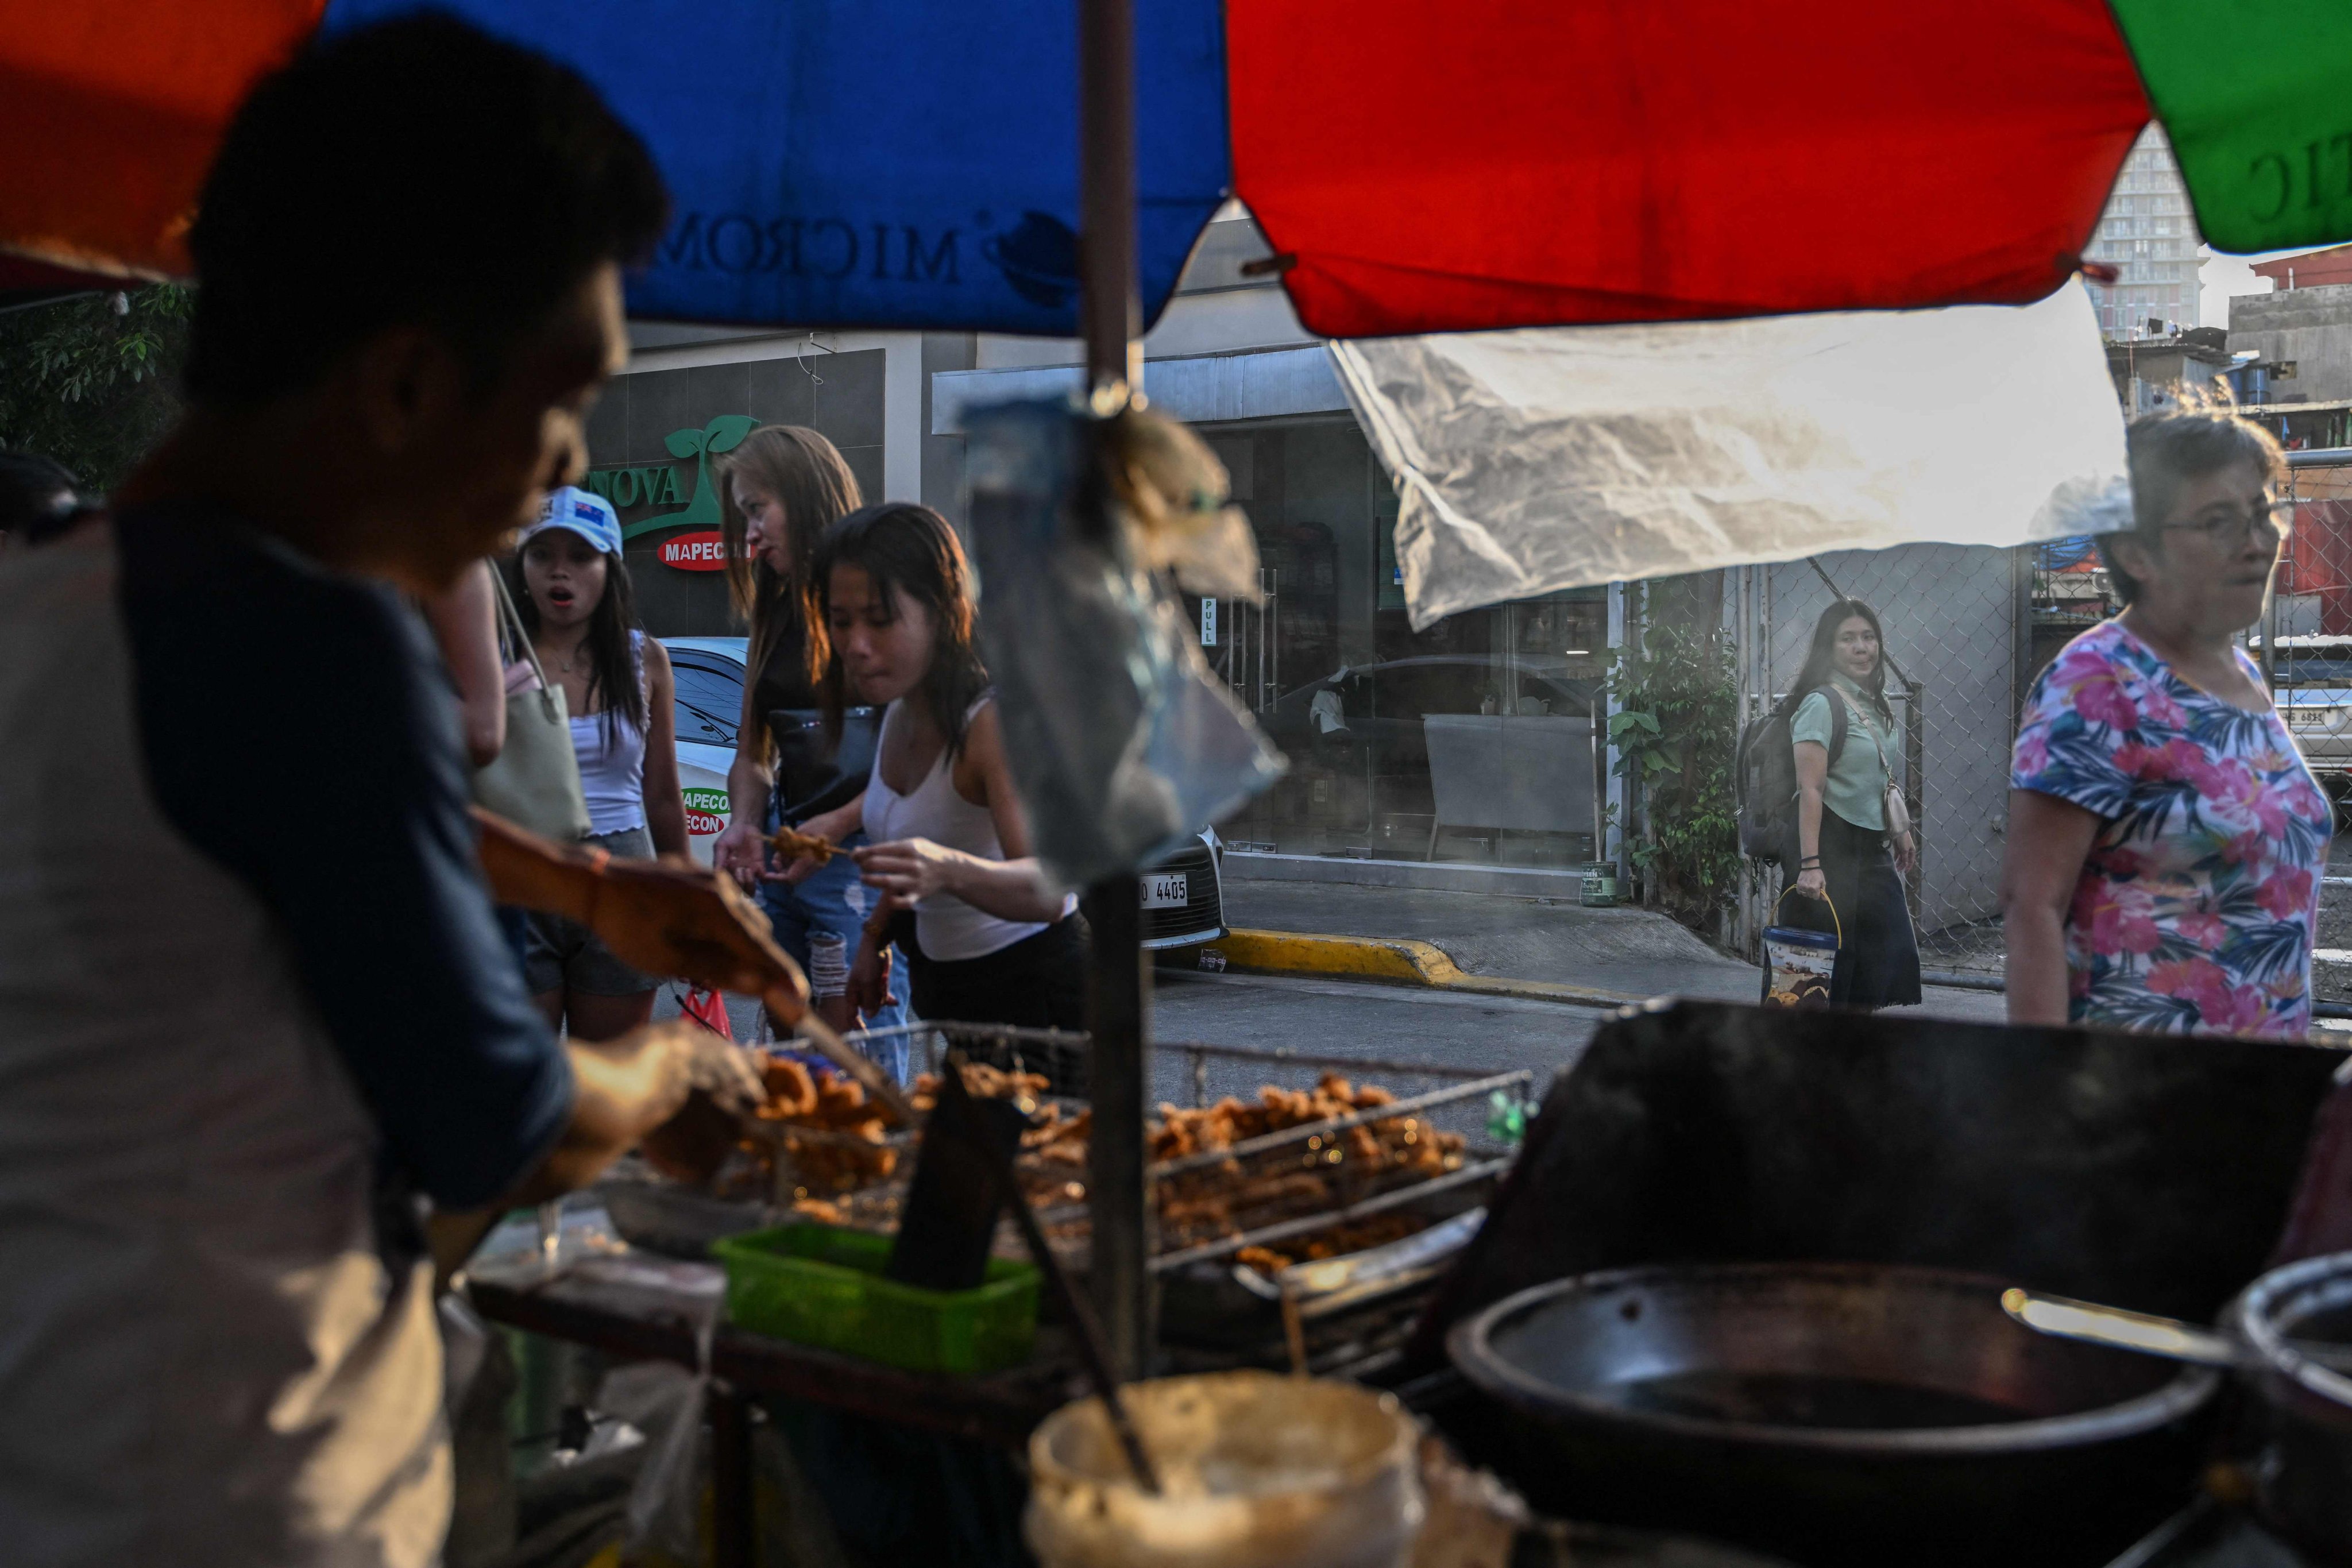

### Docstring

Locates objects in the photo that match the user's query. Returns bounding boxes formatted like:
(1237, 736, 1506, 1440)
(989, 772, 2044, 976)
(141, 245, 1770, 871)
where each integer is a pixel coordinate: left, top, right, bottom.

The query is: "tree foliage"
(0, 285, 192, 494)
(1607, 619, 1743, 928)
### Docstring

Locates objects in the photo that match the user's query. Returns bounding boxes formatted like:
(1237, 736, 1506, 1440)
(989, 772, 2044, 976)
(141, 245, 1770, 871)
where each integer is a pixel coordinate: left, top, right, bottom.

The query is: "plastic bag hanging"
(963, 398, 1285, 888)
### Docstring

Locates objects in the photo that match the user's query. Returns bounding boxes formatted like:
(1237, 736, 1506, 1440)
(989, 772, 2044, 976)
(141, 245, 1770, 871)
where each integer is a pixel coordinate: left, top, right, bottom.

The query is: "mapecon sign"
(658, 530, 728, 571)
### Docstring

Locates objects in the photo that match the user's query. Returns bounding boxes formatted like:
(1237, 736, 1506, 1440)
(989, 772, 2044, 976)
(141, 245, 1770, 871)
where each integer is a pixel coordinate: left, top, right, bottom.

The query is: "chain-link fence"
(2272, 456, 2352, 801)
(1729, 545, 2036, 976)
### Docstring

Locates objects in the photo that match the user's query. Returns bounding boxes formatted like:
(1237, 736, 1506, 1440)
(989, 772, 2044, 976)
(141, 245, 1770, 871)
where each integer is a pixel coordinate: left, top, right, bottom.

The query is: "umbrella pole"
(1078, 0, 1154, 1380)
(1079, 0, 1140, 401)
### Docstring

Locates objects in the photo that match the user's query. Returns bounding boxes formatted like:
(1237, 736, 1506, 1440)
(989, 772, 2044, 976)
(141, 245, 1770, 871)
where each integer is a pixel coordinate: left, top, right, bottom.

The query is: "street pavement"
(1150, 967, 1605, 1096)
(2310, 832, 2352, 1005)
(679, 872, 2009, 1070)
(1212, 876, 2009, 1026)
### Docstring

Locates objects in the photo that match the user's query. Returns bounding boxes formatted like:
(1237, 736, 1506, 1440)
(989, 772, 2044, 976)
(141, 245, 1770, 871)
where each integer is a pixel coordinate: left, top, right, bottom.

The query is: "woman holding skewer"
(785, 503, 1087, 1038)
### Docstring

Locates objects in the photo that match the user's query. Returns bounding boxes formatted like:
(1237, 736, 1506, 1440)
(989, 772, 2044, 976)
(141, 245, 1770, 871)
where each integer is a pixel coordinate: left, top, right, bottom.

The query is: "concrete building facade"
(2227, 283, 2352, 408)
(2085, 125, 2200, 340)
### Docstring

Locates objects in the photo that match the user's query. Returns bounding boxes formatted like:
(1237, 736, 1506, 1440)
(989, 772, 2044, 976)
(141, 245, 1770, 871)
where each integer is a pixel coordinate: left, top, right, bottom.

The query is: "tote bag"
(1761, 888, 1853, 1010)
(470, 569, 592, 841)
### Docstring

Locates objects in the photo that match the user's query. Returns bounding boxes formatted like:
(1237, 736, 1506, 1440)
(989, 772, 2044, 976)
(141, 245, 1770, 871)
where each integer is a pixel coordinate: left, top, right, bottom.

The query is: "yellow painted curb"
(1196, 929, 1647, 1011)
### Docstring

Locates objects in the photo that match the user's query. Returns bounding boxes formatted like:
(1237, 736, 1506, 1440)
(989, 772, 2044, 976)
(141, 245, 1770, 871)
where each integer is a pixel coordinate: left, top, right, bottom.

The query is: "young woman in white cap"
(509, 485, 688, 1039)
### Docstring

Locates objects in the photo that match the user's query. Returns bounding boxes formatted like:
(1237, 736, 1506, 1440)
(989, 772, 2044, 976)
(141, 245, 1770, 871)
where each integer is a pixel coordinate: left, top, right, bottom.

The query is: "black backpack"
(1735, 689, 1848, 866)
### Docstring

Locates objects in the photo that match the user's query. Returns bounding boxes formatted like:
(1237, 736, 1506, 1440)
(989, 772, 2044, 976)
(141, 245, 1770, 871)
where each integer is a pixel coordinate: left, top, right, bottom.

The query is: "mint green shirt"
(1790, 676, 1895, 831)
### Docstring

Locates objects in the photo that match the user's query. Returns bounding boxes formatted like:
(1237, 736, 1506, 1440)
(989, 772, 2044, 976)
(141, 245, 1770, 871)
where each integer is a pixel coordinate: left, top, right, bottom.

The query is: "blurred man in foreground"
(0, 17, 787, 1565)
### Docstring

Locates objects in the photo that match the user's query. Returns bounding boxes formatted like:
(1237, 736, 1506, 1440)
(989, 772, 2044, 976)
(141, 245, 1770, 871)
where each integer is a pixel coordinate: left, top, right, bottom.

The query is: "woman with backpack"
(1786, 597, 1922, 1010)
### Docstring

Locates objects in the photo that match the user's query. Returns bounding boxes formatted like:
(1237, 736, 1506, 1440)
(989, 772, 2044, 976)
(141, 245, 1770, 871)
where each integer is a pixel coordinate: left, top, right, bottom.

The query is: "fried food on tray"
(663, 1056, 1470, 1245)
(1235, 1212, 1430, 1277)
(1149, 1072, 1466, 1249)
(910, 1062, 1051, 1111)
(732, 1050, 900, 1194)
(768, 825, 835, 865)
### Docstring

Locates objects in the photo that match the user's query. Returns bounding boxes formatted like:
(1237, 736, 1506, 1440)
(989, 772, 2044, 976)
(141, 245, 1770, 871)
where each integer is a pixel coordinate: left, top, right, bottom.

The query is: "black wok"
(1446, 1261, 2219, 1568)
(2231, 1251, 2352, 1561)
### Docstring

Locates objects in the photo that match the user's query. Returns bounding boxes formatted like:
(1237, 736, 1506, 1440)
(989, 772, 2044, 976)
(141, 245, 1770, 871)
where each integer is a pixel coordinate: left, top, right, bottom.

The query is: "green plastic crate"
(712, 1223, 1040, 1375)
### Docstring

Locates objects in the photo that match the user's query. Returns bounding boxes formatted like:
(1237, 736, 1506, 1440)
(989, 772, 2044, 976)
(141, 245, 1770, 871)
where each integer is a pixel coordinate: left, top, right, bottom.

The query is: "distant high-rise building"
(2084, 126, 2200, 339)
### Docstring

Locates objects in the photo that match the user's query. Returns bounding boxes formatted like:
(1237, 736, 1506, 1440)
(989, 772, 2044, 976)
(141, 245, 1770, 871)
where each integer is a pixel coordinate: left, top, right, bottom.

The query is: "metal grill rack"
(823, 1022, 1532, 1273)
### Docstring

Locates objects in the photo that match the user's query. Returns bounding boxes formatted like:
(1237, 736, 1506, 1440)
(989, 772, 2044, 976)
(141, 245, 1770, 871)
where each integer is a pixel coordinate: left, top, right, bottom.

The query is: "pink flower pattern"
(2011, 621, 2331, 1039)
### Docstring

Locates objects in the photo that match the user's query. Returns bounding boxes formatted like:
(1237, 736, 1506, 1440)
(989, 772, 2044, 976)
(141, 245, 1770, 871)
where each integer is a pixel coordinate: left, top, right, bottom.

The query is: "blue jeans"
(760, 817, 912, 1082)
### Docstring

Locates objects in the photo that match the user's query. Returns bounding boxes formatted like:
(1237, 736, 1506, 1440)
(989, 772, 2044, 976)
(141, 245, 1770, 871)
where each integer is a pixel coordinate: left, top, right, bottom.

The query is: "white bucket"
(1025, 1370, 1424, 1568)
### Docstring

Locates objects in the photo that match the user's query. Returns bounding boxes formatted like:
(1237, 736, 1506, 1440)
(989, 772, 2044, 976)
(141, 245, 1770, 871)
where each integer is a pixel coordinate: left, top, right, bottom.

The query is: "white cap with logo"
(519, 486, 623, 555)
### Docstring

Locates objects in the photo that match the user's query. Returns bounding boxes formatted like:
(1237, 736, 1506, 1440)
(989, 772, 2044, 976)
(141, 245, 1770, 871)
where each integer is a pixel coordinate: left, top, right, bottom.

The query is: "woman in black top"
(708, 426, 908, 1059)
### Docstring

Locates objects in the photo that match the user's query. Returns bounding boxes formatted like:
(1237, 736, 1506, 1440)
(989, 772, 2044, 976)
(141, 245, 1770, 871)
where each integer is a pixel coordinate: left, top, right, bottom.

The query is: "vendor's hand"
(848, 934, 891, 1018)
(1794, 867, 1828, 898)
(853, 836, 964, 907)
(1893, 831, 1917, 876)
(620, 1021, 766, 1186)
(474, 807, 808, 1024)
(674, 1025, 766, 1117)
(712, 818, 771, 892)
(592, 856, 810, 1023)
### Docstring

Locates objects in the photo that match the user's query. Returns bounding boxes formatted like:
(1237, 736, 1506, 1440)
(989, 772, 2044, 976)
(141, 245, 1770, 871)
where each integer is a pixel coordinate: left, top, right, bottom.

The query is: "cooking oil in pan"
(1608, 1369, 2029, 1430)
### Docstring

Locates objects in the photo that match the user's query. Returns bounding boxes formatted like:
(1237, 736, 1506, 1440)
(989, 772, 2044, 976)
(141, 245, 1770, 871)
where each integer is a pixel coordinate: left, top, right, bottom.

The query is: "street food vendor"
(0, 18, 773, 1566)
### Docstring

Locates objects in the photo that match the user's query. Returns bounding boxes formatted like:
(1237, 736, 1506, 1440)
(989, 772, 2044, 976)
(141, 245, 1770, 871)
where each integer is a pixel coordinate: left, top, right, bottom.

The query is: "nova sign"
(584, 415, 757, 541)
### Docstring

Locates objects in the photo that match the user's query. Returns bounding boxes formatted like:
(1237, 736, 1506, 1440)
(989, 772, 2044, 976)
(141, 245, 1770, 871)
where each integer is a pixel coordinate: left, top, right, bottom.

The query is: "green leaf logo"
(624, 414, 761, 539)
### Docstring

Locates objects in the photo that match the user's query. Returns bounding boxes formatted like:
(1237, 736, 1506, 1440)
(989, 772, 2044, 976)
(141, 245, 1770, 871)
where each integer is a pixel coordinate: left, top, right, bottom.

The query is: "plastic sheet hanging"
(1329, 280, 2131, 629)
(963, 398, 1285, 887)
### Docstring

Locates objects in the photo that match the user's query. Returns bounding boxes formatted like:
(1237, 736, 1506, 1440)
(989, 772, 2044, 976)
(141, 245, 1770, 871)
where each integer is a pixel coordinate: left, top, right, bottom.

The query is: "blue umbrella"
(323, 0, 1229, 337)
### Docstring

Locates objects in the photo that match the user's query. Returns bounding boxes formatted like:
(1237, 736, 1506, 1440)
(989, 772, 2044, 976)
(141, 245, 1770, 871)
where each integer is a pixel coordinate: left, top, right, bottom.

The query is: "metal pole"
(1083, 879, 1154, 1377)
(1078, 0, 1152, 1380)
(1079, 0, 1140, 402)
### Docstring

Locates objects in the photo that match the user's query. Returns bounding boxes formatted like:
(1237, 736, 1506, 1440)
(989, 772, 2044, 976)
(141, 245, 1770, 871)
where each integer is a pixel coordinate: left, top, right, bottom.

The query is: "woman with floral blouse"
(2004, 405, 2329, 1038)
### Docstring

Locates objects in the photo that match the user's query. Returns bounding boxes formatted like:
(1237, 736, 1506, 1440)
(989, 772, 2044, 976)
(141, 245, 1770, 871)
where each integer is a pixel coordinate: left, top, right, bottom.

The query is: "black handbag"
(768, 706, 880, 822)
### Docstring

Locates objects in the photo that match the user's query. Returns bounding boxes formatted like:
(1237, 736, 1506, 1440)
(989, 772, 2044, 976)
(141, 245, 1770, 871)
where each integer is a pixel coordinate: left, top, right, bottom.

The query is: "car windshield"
(670, 656, 741, 747)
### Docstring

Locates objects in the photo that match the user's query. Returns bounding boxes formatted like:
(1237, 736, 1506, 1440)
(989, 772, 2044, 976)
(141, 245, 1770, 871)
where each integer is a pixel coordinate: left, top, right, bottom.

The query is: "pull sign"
(1200, 598, 1218, 646)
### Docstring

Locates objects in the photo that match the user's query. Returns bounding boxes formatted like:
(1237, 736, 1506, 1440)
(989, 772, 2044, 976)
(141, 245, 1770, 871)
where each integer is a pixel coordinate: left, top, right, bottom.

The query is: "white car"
(656, 636, 1229, 947)
(660, 635, 754, 866)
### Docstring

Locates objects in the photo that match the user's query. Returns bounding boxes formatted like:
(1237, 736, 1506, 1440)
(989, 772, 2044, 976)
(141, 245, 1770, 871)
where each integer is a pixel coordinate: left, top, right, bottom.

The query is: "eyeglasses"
(2158, 497, 2296, 551)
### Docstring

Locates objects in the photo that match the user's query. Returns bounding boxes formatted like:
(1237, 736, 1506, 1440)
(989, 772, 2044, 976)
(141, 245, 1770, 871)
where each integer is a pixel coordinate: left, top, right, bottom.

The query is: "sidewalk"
(1194, 877, 2009, 1022)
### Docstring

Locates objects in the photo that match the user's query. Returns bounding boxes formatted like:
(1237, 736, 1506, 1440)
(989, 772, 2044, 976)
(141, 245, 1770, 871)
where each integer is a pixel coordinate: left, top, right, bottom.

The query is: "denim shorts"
(523, 825, 658, 997)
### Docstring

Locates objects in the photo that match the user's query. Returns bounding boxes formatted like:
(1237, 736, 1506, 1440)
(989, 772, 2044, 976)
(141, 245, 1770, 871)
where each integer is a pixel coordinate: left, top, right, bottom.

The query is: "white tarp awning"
(1329, 283, 2130, 629)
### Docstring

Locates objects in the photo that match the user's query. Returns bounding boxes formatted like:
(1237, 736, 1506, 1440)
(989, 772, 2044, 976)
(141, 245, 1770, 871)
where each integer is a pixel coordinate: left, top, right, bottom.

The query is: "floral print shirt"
(2011, 620, 2331, 1039)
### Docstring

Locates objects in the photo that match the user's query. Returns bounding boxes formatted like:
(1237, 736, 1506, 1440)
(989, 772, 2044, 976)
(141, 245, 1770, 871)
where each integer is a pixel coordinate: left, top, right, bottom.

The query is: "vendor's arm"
(639, 639, 689, 858)
(1999, 789, 2099, 1028)
(124, 538, 593, 1213)
(474, 808, 810, 1016)
(853, 704, 1068, 923)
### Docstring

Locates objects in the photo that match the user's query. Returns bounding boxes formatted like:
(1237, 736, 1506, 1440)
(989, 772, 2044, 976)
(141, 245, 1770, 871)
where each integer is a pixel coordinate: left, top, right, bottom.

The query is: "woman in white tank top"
(784, 504, 1083, 1032)
(511, 490, 689, 1040)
